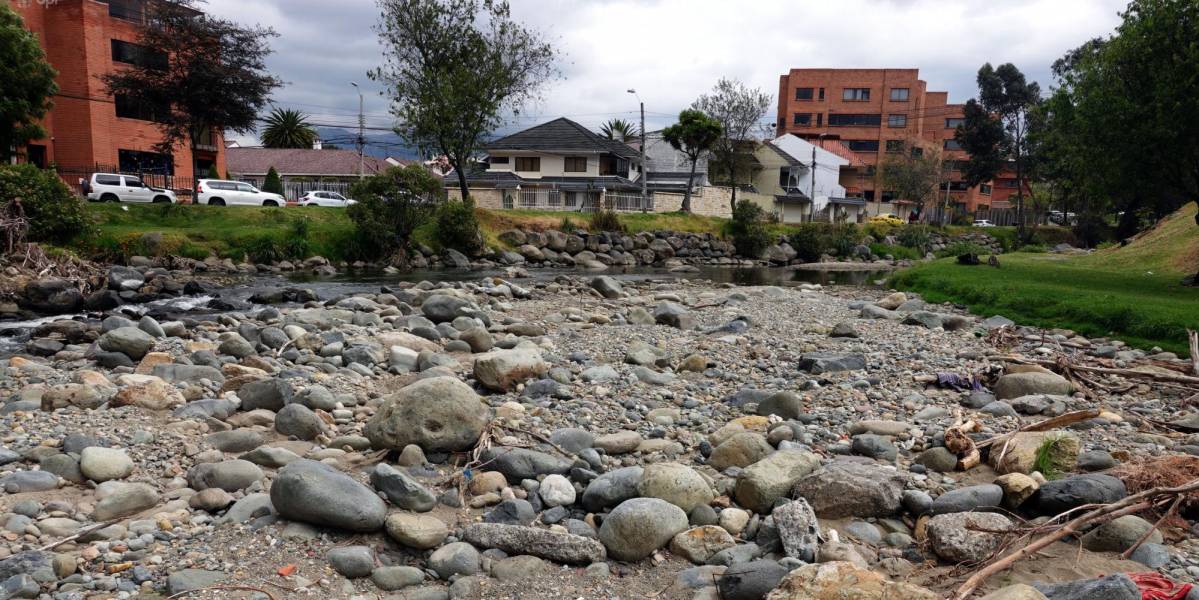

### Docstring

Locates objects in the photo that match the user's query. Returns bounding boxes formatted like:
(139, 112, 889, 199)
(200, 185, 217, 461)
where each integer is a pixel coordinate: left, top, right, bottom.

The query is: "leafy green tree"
(0, 164, 93, 246)
(0, 4, 58, 162)
(346, 165, 443, 265)
(692, 78, 772, 212)
(261, 166, 284, 195)
(372, 0, 558, 200)
(956, 63, 1040, 237)
(662, 109, 722, 213)
(878, 141, 949, 221)
(102, 0, 280, 170)
(726, 199, 771, 258)
(261, 108, 316, 149)
(600, 119, 637, 142)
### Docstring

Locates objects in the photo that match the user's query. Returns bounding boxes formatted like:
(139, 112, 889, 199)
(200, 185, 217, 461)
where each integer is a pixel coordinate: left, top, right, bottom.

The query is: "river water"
(0, 265, 891, 355)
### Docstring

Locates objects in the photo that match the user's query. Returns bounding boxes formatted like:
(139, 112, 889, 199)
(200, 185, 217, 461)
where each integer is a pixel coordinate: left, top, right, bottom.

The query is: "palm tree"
(261, 108, 317, 149)
(600, 118, 638, 142)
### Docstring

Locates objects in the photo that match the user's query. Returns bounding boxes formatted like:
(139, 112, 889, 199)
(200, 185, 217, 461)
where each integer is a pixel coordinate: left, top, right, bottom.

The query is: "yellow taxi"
(868, 213, 905, 226)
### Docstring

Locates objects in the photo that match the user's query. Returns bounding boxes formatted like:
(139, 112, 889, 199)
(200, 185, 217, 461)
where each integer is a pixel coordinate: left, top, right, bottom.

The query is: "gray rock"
(370, 464, 436, 512)
(772, 499, 818, 562)
(927, 512, 1012, 563)
(186, 460, 263, 492)
(734, 449, 821, 514)
(1032, 474, 1126, 516)
(473, 345, 548, 392)
(365, 377, 489, 452)
(328, 545, 374, 578)
(270, 460, 386, 532)
(92, 482, 159, 520)
(427, 542, 480, 579)
(206, 430, 264, 453)
(792, 461, 904, 519)
(829, 322, 859, 338)
(994, 372, 1072, 400)
(598, 498, 688, 561)
(480, 447, 572, 482)
(98, 327, 155, 359)
(1, 471, 58, 494)
(931, 484, 1004, 515)
(274, 403, 325, 441)
(1129, 542, 1171, 569)
(1080, 515, 1162, 552)
(240, 446, 301, 468)
(1077, 450, 1117, 472)
(653, 302, 695, 329)
(637, 462, 714, 513)
(796, 352, 866, 373)
(484, 499, 535, 525)
(167, 569, 226, 595)
(217, 334, 256, 358)
(1032, 574, 1139, 600)
(549, 428, 594, 454)
(716, 559, 788, 600)
(916, 447, 959, 472)
(237, 378, 292, 412)
(590, 276, 623, 299)
(421, 295, 475, 323)
(755, 392, 805, 420)
(215, 493, 274, 525)
(851, 434, 897, 461)
(581, 466, 643, 512)
(371, 565, 424, 591)
(0, 551, 54, 583)
(79, 447, 134, 482)
(154, 364, 225, 385)
(463, 523, 606, 565)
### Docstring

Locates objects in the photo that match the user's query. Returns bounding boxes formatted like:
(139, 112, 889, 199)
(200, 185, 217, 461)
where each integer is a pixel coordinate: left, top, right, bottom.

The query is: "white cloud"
(204, 0, 1125, 145)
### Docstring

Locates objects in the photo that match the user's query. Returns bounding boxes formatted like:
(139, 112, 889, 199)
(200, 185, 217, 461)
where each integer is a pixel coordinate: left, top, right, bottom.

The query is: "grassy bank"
(891, 204, 1199, 354)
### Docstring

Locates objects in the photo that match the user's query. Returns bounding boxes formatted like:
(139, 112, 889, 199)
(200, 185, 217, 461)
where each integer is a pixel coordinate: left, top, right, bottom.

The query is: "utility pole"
(351, 82, 365, 179)
(809, 143, 816, 223)
(628, 89, 647, 212)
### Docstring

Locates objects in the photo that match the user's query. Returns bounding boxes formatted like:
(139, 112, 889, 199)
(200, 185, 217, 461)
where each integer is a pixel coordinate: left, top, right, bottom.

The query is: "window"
(795, 87, 813, 100)
(885, 140, 904, 153)
(943, 139, 963, 150)
(980, 184, 992, 195)
(123, 176, 144, 187)
(515, 157, 540, 172)
(842, 88, 871, 101)
(948, 181, 969, 191)
(818, 88, 825, 101)
(828, 114, 880, 127)
(237, 183, 256, 193)
(117, 149, 173, 175)
(945, 118, 964, 128)
(96, 174, 122, 186)
(944, 159, 967, 171)
(114, 94, 167, 122)
(792, 113, 811, 126)
(887, 114, 907, 128)
(111, 40, 167, 70)
(881, 191, 897, 202)
(26, 144, 46, 168)
(911, 147, 923, 157)
(564, 156, 587, 173)
(816, 113, 823, 127)
(845, 140, 879, 152)
(1002, 178, 1019, 188)
(778, 169, 791, 189)
(489, 156, 509, 164)
(890, 88, 910, 101)
(108, 0, 147, 22)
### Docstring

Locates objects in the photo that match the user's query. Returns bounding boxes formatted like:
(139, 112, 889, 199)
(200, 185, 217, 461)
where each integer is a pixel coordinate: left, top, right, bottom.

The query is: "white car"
(972, 219, 996, 227)
(297, 191, 357, 207)
(83, 173, 177, 204)
(195, 179, 286, 207)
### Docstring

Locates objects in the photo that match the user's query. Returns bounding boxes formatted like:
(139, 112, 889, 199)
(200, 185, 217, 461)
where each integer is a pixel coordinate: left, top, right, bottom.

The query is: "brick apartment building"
(776, 68, 1020, 220)
(11, 0, 224, 189)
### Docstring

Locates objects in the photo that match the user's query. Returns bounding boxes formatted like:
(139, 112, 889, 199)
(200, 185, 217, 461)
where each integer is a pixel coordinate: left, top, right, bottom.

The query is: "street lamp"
(627, 89, 647, 212)
(350, 82, 364, 179)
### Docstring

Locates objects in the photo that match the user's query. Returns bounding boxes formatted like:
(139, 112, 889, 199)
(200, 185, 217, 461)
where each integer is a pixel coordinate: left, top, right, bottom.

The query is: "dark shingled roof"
(487, 118, 639, 160)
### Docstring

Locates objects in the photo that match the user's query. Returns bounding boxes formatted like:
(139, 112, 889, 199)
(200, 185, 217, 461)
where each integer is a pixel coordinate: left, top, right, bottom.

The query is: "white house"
(753, 134, 864, 223)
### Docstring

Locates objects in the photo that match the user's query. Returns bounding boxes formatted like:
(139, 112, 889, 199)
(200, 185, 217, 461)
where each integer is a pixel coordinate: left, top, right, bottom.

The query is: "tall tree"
(661, 109, 722, 213)
(0, 4, 58, 162)
(956, 63, 1040, 237)
(102, 0, 280, 173)
(372, 0, 558, 200)
(261, 108, 317, 149)
(878, 142, 950, 221)
(600, 118, 637, 142)
(691, 78, 772, 212)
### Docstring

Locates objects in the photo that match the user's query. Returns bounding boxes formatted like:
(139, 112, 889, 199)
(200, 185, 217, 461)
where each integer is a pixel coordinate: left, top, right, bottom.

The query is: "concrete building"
(12, 0, 225, 191)
(775, 68, 1009, 221)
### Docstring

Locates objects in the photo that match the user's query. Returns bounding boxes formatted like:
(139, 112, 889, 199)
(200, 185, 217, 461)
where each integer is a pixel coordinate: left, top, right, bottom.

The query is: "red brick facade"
(11, 0, 224, 181)
(776, 68, 1010, 216)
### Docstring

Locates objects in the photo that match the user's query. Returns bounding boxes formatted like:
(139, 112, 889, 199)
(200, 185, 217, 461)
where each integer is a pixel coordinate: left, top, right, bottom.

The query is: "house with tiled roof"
(227, 147, 415, 201)
(750, 134, 867, 223)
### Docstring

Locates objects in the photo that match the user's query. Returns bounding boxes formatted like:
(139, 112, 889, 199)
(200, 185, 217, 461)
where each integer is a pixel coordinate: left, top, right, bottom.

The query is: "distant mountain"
(314, 127, 421, 161)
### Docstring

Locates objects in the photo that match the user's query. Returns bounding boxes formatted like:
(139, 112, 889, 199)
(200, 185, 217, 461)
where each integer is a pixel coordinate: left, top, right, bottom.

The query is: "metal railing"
(502, 188, 651, 213)
(54, 165, 197, 202)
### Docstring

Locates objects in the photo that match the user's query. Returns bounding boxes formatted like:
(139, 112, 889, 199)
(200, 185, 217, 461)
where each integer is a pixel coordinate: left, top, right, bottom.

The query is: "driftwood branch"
(166, 585, 277, 600)
(996, 355, 1199, 386)
(1121, 495, 1182, 559)
(976, 409, 1102, 451)
(953, 478, 1199, 600)
(1189, 329, 1199, 377)
(37, 518, 120, 551)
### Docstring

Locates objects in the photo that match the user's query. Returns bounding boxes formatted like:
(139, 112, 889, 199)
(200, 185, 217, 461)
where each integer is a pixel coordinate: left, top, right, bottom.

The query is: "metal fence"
(236, 177, 354, 201)
(55, 165, 197, 202)
(501, 189, 652, 213)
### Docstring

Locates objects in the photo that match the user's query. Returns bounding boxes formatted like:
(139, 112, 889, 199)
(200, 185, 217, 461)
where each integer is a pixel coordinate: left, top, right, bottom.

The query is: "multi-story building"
(776, 68, 1011, 221)
(12, 0, 224, 192)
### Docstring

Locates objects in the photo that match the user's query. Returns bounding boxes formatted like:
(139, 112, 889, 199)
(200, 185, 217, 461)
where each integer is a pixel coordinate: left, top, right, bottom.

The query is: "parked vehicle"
(83, 173, 177, 204)
(297, 191, 357, 207)
(972, 219, 996, 227)
(868, 213, 904, 226)
(1048, 211, 1077, 225)
(195, 179, 286, 207)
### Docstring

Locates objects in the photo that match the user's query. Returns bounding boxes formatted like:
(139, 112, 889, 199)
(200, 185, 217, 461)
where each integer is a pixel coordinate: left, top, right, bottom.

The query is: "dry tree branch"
(166, 584, 277, 600)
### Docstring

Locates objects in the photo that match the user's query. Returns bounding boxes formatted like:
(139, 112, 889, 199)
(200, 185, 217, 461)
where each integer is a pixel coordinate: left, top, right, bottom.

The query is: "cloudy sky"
(204, 0, 1128, 148)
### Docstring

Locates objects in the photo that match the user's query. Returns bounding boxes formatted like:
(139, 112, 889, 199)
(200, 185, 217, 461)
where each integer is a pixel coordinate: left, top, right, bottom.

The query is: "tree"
(372, 0, 557, 200)
(261, 166, 284, 195)
(956, 63, 1040, 237)
(878, 142, 950, 221)
(692, 78, 772, 212)
(0, 4, 58, 162)
(726, 199, 771, 258)
(600, 118, 637, 142)
(102, 0, 280, 173)
(661, 109, 722, 213)
(261, 108, 316, 149)
(346, 165, 443, 265)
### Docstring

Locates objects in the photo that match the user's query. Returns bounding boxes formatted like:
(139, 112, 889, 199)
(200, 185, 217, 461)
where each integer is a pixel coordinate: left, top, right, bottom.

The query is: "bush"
(0, 163, 93, 246)
(434, 198, 483, 254)
(245, 235, 285, 263)
(590, 209, 624, 233)
(725, 200, 772, 258)
(936, 241, 991, 258)
(261, 166, 284, 196)
(870, 243, 921, 260)
(863, 222, 896, 241)
(559, 215, 577, 231)
(788, 224, 826, 263)
(346, 165, 443, 263)
(205, 164, 220, 179)
(897, 224, 932, 252)
(282, 216, 311, 258)
(826, 223, 858, 257)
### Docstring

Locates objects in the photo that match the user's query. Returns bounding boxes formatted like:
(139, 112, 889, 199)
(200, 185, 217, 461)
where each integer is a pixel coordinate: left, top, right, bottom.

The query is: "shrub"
(205, 164, 220, 179)
(281, 216, 311, 258)
(245, 235, 285, 263)
(346, 165, 443, 263)
(788, 224, 826, 263)
(590, 209, 624, 233)
(897, 224, 932, 252)
(0, 163, 93, 246)
(863, 222, 896, 241)
(870, 243, 921, 260)
(559, 215, 577, 231)
(936, 241, 990, 258)
(826, 223, 858, 257)
(434, 198, 483, 254)
(177, 240, 210, 260)
(261, 166, 284, 196)
(725, 200, 772, 258)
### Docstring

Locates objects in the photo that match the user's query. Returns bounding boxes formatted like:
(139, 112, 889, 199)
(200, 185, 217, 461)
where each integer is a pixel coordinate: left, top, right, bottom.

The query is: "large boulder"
(792, 462, 904, 519)
(1031, 474, 1126, 516)
(237, 378, 293, 412)
(927, 512, 1013, 563)
(598, 498, 688, 561)
(653, 302, 695, 329)
(473, 345, 549, 392)
(581, 466, 644, 512)
(270, 460, 386, 532)
(421, 294, 475, 323)
(79, 447, 134, 482)
(107, 266, 145, 291)
(98, 327, 156, 360)
(765, 561, 939, 599)
(989, 432, 1079, 475)
(186, 460, 263, 492)
(734, 449, 821, 514)
(479, 447, 572, 482)
(19, 279, 84, 313)
(364, 377, 489, 452)
(1032, 574, 1139, 600)
(1080, 515, 1163, 553)
(636, 463, 714, 513)
(590, 276, 623, 299)
(994, 372, 1072, 400)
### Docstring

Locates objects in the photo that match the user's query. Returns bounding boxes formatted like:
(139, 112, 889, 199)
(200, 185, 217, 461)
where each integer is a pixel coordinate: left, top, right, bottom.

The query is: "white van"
(195, 179, 286, 207)
(83, 173, 177, 203)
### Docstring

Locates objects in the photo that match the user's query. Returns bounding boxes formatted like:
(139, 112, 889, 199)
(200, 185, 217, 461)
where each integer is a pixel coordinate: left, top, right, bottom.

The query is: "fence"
(55, 165, 197, 202)
(236, 177, 354, 201)
(500, 189, 653, 213)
